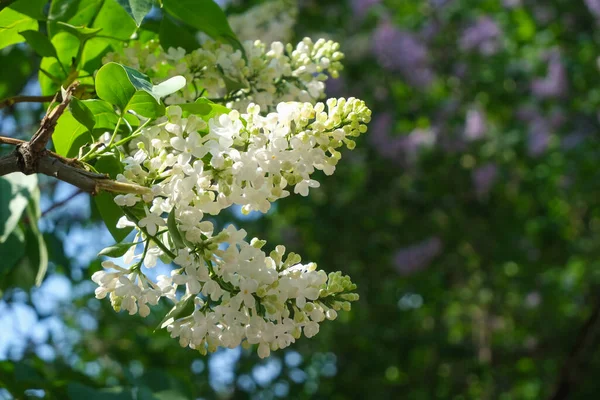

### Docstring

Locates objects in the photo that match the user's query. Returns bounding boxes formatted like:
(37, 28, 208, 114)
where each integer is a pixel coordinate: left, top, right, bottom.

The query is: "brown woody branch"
(0, 95, 56, 110)
(0, 83, 151, 197)
(547, 290, 600, 400)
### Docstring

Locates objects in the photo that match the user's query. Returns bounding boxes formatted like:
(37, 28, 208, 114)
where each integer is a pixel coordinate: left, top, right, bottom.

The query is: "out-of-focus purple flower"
(393, 237, 443, 275)
(517, 107, 564, 157)
(524, 292, 542, 309)
(533, 6, 554, 24)
(464, 107, 487, 140)
(368, 112, 437, 163)
(372, 21, 434, 88)
(531, 50, 568, 99)
(585, 0, 600, 17)
(351, 0, 380, 20)
(459, 16, 502, 55)
(429, 0, 454, 8)
(503, 0, 521, 8)
(472, 163, 498, 198)
(368, 112, 402, 159)
(325, 74, 347, 98)
(527, 117, 550, 157)
(561, 132, 586, 150)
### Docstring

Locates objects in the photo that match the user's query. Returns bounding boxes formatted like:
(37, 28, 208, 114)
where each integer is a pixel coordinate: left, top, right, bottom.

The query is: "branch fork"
(0, 83, 150, 196)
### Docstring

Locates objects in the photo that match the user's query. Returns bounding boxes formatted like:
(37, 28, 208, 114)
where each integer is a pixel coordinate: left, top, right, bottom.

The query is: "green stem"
(80, 117, 156, 162)
(80, 116, 122, 162)
(122, 208, 177, 260)
(132, 239, 151, 272)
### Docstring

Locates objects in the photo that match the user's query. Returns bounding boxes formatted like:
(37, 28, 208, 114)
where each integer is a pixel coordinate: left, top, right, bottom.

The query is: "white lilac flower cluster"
(104, 37, 344, 111)
(229, 0, 298, 44)
(92, 98, 370, 357)
(93, 227, 358, 358)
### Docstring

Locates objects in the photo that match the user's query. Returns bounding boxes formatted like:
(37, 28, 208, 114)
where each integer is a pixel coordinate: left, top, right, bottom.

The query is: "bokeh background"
(3, 0, 600, 399)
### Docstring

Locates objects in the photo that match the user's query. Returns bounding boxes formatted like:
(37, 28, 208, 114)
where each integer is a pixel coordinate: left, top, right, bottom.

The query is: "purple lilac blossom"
(368, 112, 437, 163)
(459, 16, 502, 55)
(351, 0, 380, 20)
(586, 0, 600, 17)
(472, 163, 498, 198)
(531, 50, 568, 99)
(393, 237, 443, 276)
(517, 107, 565, 157)
(503, 0, 521, 8)
(372, 21, 434, 88)
(533, 6, 555, 24)
(464, 107, 487, 140)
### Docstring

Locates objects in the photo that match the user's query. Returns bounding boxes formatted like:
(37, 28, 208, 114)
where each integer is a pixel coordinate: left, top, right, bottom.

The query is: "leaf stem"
(122, 207, 177, 260)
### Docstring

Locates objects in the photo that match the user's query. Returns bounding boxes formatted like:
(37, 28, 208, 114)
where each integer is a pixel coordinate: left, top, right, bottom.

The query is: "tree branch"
(0, 151, 151, 195)
(41, 189, 85, 216)
(548, 291, 600, 400)
(0, 95, 56, 110)
(0, 83, 151, 197)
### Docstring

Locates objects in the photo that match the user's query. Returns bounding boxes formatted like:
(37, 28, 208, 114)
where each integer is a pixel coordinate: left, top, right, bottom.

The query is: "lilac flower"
(351, 0, 380, 20)
(372, 21, 434, 88)
(527, 117, 550, 157)
(531, 50, 568, 99)
(464, 107, 487, 140)
(585, 0, 600, 18)
(472, 163, 498, 198)
(368, 112, 437, 164)
(502, 0, 521, 8)
(517, 107, 564, 157)
(459, 16, 502, 55)
(561, 133, 586, 150)
(368, 112, 401, 159)
(393, 237, 443, 276)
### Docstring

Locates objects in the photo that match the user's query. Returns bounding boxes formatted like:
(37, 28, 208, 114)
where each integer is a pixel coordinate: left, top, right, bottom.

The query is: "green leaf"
(171, 98, 230, 120)
(69, 97, 96, 133)
(19, 29, 57, 57)
(38, 31, 78, 95)
(95, 62, 137, 111)
(95, 62, 170, 117)
(93, 155, 132, 243)
(83, 99, 119, 130)
(9, 0, 47, 20)
(98, 242, 137, 257)
(25, 188, 48, 287)
(0, 226, 25, 276)
(47, 0, 104, 38)
(159, 15, 198, 53)
(0, 45, 34, 99)
(52, 110, 92, 157)
(94, 193, 132, 243)
(156, 294, 195, 331)
(96, 62, 158, 115)
(0, 174, 38, 243)
(116, 0, 153, 27)
(67, 383, 134, 400)
(94, 153, 123, 179)
(167, 208, 185, 250)
(0, 7, 37, 50)
(55, 21, 102, 40)
(127, 90, 165, 118)
(79, 0, 137, 74)
(162, 0, 240, 47)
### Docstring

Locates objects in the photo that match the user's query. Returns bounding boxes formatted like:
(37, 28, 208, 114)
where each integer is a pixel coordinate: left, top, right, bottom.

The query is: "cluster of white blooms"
(115, 97, 370, 214)
(105, 37, 344, 111)
(92, 97, 369, 357)
(93, 223, 358, 358)
(93, 4, 372, 357)
(229, 0, 298, 44)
